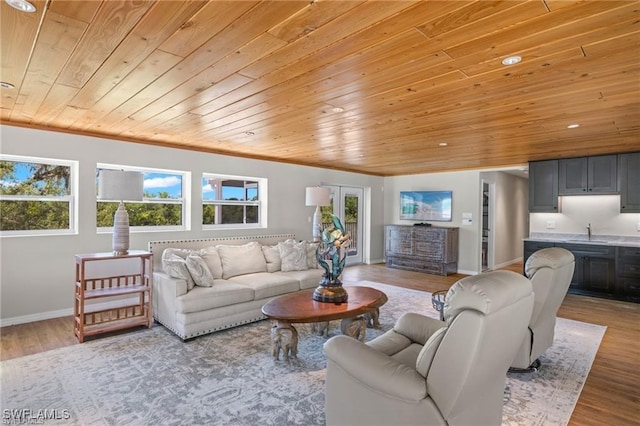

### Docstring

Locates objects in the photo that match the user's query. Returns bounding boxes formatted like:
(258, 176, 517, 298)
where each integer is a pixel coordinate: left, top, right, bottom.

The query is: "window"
(202, 173, 267, 229)
(97, 164, 189, 232)
(0, 155, 78, 236)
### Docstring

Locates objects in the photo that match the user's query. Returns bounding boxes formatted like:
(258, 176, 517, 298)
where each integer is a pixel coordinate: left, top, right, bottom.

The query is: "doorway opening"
(481, 181, 495, 271)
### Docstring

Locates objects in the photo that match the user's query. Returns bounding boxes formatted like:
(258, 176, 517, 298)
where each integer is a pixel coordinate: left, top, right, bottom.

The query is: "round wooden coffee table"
(261, 286, 388, 361)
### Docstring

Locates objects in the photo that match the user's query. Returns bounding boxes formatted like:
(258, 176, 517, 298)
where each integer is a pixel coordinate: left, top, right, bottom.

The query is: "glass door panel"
(320, 185, 363, 265)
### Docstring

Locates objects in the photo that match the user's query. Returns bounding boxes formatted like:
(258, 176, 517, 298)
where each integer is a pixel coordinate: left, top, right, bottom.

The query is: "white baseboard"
(460, 257, 523, 276)
(0, 297, 140, 328)
(0, 308, 72, 327)
(493, 257, 523, 271)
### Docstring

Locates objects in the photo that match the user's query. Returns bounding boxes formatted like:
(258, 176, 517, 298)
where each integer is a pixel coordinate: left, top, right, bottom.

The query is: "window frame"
(97, 163, 190, 233)
(0, 154, 78, 237)
(202, 172, 268, 230)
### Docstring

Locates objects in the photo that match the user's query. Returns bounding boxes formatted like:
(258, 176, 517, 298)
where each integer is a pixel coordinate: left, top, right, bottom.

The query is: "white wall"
(0, 125, 385, 323)
(383, 170, 481, 274)
(530, 195, 640, 237)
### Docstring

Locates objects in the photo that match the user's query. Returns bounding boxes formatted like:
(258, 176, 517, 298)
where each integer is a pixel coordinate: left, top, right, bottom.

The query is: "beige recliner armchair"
(323, 270, 534, 426)
(511, 247, 575, 371)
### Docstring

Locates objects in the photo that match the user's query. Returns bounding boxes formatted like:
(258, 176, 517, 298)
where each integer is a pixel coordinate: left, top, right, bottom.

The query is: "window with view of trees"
(97, 165, 189, 231)
(202, 173, 266, 228)
(0, 155, 77, 235)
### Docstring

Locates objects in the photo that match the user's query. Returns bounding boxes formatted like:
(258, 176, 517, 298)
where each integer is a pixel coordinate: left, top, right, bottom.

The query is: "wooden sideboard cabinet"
(385, 225, 459, 275)
(74, 250, 153, 342)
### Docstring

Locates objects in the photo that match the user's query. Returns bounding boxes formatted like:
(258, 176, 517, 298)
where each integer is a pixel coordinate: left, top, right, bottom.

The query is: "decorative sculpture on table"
(313, 215, 351, 303)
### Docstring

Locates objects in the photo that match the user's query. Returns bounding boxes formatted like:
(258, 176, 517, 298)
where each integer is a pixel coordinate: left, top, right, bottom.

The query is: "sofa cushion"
(261, 245, 282, 272)
(186, 251, 215, 287)
(228, 272, 299, 299)
(278, 239, 309, 272)
(176, 280, 255, 314)
(217, 242, 267, 279)
(162, 248, 195, 290)
(201, 246, 223, 279)
(274, 269, 324, 290)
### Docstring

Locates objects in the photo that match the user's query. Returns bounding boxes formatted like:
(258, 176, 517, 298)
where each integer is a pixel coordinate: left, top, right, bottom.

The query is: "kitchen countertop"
(525, 233, 640, 248)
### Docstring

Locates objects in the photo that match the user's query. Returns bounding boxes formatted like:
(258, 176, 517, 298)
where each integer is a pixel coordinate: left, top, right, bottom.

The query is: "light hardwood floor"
(1, 263, 638, 425)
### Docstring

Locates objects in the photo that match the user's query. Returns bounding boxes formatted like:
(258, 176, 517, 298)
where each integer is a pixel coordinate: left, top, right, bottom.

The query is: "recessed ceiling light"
(438, 142, 448, 147)
(5, 0, 36, 13)
(245, 131, 255, 136)
(332, 107, 344, 113)
(567, 124, 580, 129)
(502, 55, 522, 66)
(0, 82, 15, 89)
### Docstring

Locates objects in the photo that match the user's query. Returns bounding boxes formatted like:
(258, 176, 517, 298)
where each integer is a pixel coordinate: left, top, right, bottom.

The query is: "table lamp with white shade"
(305, 186, 331, 242)
(98, 170, 144, 255)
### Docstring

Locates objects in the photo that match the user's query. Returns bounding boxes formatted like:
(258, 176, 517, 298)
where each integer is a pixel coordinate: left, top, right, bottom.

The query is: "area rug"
(1, 281, 606, 426)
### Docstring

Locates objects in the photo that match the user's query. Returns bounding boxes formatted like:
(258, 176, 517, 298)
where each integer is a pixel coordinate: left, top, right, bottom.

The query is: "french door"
(320, 186, 364, 265)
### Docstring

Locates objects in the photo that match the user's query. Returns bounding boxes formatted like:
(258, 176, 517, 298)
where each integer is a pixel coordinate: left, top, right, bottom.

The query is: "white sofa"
(148, 234, 323, 340)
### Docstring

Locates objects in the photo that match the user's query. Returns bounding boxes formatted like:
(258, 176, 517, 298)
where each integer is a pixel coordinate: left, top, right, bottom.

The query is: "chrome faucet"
(587, 223, 591, 241)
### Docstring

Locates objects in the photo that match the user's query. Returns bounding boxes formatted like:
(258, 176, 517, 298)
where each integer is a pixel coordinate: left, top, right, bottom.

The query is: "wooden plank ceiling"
(1, 0, 639, 176)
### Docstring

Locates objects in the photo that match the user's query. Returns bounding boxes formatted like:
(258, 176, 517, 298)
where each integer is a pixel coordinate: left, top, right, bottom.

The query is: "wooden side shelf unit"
(74, 250, 153, 342)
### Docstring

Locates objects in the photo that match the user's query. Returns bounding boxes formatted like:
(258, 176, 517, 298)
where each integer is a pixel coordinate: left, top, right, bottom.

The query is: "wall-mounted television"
(400, 190, 452, 222)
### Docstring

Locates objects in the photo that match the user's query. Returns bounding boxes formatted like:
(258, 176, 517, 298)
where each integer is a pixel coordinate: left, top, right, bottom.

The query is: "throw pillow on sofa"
(185, 251, 215, 287)
(201, 246, 223, 279)
(306, 242, 320, 269)
(278, 239, 309, 272)
(162, 248, 196, 290)
(261, 245, 282, 272)
(217, 242, 268, 279)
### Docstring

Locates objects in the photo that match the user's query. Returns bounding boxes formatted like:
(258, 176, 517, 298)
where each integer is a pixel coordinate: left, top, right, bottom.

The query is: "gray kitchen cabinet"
(528, 160, 559, 212)
(554, 243, 616, 298)
(524, 241, 637, 302)
(584, 255, 616, 296)
(558, 155, 617, 195)
(616, 246, 640, 303)
(619, 152, 640, 213)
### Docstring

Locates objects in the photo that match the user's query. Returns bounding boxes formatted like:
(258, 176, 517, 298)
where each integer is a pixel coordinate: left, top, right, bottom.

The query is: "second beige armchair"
(511, 247, 575, 371)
